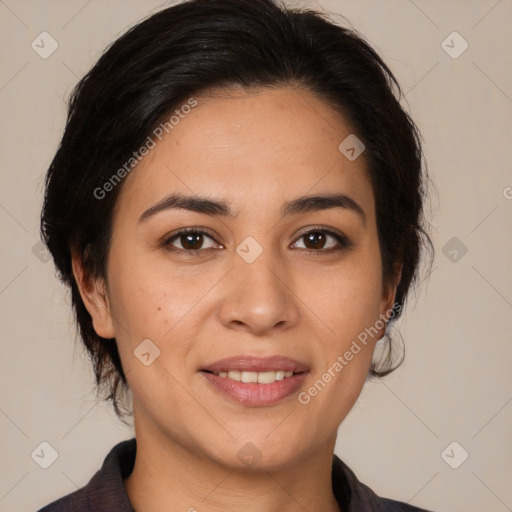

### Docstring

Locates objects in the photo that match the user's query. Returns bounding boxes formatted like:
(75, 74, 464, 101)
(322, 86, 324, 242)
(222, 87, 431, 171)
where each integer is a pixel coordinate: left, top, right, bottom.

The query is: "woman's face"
(79, 86, 398, 469)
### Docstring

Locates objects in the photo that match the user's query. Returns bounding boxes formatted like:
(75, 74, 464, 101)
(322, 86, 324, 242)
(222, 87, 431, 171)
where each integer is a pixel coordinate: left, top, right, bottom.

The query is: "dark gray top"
(37, 438, 434, 511)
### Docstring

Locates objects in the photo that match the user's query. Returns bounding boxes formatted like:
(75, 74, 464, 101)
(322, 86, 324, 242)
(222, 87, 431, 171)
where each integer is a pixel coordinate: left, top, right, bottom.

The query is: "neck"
(124, 422, 342, 512)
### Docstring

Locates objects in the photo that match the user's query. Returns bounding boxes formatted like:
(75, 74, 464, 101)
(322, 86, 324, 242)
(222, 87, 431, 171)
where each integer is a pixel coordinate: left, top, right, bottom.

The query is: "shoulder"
(35, 438, 136, 512)
(36, 485, 90, 512)
(332, 454, 436, 512)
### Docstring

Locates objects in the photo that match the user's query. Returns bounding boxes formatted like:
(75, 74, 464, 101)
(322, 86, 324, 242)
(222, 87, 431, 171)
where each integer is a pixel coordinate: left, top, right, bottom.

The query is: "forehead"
(115, 86, 374, 221)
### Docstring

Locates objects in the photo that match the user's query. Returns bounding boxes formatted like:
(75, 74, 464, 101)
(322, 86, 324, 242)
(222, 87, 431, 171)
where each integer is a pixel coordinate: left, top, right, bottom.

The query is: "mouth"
(200, 355, 309, 406)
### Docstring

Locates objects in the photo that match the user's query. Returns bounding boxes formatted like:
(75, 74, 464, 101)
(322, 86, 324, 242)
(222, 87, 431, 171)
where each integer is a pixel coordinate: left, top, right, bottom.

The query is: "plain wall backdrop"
(1, 1, 511, 511)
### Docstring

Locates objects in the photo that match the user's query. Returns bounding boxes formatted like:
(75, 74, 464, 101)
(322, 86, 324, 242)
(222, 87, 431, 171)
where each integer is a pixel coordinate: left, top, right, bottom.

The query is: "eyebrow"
(139, 192, 366, 224)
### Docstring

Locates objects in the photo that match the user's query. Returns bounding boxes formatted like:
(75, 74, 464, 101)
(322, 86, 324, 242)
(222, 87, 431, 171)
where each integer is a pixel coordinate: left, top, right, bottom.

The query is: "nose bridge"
(238, 245, 285, 299)
(218, 238, 298, 333)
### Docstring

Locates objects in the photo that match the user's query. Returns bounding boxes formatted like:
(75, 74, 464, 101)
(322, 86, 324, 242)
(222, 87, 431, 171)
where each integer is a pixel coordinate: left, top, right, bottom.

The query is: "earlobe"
(71, 250, 116, 339)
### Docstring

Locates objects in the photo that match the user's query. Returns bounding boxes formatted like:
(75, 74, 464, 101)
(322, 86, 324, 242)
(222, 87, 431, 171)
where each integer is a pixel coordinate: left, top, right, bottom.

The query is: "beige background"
(1, 1, 511, 511)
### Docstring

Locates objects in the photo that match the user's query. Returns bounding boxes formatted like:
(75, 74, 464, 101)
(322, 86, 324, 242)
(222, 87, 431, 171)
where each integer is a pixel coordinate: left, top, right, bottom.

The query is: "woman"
(37, 0, 435, 510)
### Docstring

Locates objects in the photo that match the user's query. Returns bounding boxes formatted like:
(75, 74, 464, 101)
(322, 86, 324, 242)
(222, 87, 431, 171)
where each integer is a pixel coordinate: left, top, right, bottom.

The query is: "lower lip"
(201, 371, 308, 407)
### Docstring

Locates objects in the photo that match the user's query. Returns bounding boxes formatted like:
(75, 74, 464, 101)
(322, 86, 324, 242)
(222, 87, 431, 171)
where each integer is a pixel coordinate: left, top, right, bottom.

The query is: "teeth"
(215, 370, 297, 384)
(257, 371, 276, 384)
(241, 371, 258, 383)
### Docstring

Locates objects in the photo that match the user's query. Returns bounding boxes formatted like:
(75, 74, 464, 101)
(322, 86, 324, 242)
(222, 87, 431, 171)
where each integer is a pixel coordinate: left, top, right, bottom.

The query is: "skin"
(73, 86, 400, 512)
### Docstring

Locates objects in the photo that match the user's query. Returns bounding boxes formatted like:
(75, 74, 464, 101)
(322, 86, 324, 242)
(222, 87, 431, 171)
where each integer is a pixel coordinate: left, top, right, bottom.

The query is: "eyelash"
(162, 226, 353, 256)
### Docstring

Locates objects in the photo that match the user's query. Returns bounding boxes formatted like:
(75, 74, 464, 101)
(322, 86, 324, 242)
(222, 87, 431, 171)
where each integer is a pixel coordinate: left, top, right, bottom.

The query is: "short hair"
(41, 0, 433, 420)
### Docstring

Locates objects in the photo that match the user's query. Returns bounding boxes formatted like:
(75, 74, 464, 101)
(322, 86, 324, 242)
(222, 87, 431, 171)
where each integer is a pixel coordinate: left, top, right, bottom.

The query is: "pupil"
(306, 232, 325, 249)
(182, 233, 202, 250)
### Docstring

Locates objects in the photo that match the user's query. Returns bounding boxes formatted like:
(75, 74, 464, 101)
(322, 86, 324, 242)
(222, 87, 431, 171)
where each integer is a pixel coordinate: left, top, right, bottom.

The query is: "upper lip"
(201, 355, 310, 374)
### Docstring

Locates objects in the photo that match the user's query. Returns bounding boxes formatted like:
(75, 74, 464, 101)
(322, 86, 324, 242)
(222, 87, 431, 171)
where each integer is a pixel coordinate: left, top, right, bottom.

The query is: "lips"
(200, 355, 310, 406)
(201, 355, 310, 374)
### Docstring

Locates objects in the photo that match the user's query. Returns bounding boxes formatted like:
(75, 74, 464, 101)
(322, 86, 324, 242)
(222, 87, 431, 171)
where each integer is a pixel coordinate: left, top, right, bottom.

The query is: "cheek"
(305, 257, 384, 398)
(320, 260, 384, 334)
(104, 251, 209, 383)
(106, 252, 193, 340)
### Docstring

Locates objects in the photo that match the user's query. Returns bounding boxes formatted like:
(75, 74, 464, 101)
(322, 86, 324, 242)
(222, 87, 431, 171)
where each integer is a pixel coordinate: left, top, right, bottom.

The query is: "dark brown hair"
(41, 0, 433, 420)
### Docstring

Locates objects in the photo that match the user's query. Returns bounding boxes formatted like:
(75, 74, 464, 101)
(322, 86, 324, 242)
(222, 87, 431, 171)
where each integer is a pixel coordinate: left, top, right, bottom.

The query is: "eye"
(164, 228, 222, 252)
(291, 228, 352, 252)
(163, 226, 352, 254)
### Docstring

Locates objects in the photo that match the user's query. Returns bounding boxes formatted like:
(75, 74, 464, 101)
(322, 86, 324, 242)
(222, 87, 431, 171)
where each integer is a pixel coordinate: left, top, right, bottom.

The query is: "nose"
(217, 248, 300, 335)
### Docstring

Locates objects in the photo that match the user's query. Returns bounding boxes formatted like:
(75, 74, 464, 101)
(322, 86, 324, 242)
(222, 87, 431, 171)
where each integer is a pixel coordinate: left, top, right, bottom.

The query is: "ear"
(378, 263, 403, 335)
(71, 249, 116, 339)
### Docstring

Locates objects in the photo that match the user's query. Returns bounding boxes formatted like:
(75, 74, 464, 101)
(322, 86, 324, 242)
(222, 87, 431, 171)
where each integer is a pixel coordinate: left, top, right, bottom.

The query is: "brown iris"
(180, 233, 204, 250)
(303, 232, 327, 250)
